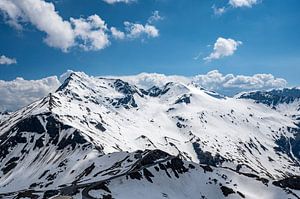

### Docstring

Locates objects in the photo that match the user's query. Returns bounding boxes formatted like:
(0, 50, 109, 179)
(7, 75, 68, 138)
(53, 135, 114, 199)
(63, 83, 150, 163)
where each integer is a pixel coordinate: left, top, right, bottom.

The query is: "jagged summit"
(237, 87, 300, 106)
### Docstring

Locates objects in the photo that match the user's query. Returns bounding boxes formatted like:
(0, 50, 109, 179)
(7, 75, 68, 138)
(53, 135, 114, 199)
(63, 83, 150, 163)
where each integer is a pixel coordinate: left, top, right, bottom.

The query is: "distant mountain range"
(0, 72, 299, 199)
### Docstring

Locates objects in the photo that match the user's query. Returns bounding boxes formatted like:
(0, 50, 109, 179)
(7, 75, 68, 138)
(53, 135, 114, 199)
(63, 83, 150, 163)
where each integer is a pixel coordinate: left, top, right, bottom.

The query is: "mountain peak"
(1, 72, 300, 198)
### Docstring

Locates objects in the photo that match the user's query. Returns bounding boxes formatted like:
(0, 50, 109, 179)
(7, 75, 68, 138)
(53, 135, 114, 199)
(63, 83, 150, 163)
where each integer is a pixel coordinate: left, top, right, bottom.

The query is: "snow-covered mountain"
(0, 112, 10, 123)
(237, 88, 300, 121)
(0, 72, 299, 198)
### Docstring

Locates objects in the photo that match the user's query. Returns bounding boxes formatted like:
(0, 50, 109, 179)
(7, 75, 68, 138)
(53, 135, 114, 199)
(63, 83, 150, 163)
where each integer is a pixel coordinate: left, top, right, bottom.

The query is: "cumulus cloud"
(0, 55, 17, 65)
(0, 76, 60, 112)
(204, 37, 242, 61)
(229, 0, 257, 8)
(212, 0, 258, 16)
(124, 21, 159, 38)
(0, 0, 76, 51)
(0, 70, 78, 112)
(110, 27, 125, 40)
(102, 0, 136, 4)
(192, 70, 287, 96)
(0, 0, 111, 52)
(0, 0, 160, 51)
(71, 15, 110, 51)
(112, 70, 288, 96)
(112, 73, 190, 89)
(0, 0, 23, 29)
(0, 70, 289, 111)
(109, 11, 162, 40)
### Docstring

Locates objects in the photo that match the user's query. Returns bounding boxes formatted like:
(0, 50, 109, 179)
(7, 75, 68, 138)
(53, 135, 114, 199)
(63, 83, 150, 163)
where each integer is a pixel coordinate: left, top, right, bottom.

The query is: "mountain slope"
(0, 72, 299, 198)
(89, 157, 300, 199)
(237, 87, 300, 120)
(1, 150, 299, 199)
(237, 88, 300, 162)
(53, 72, 300, 177)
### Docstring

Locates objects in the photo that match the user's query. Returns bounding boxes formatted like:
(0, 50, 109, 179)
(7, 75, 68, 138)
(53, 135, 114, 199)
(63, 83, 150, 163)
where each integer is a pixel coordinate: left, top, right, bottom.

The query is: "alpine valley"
(0, 72, 299, 199)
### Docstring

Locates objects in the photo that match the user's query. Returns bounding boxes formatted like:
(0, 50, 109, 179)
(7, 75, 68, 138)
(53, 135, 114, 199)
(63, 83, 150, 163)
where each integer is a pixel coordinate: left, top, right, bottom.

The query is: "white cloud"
(0, 76, 60, 112)
(7, 0, 75, 51)
(112, 73, 190, 89)
(0, 0, 75, 51)
(71, 15, 110, 51)
(0, 0, 159, 51)
(148, 10, 163, 24)
(212, 5, 226, 15)
(0, 70, 289, 111)
(212, 0, 258, 16)
(0, 0, 23, 29)
(0, 1, 109, 52)
(0, 55, 17, 65)
(111, 11, 161, 40)
(111, 71, 288, 96)
(204, 37, 242, 61)
(102, 0, 136, 4)
(0, 70, 78, 112)
(192, 70, 287, 95)
(110, 27, 125, 40)
(124, 21, 159, 38)
(229, 0, 257, 8)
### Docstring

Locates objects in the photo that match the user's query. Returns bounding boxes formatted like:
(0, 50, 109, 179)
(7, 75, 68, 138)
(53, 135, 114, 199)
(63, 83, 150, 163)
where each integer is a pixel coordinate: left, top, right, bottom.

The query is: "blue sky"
(0, 0, 300, 86)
